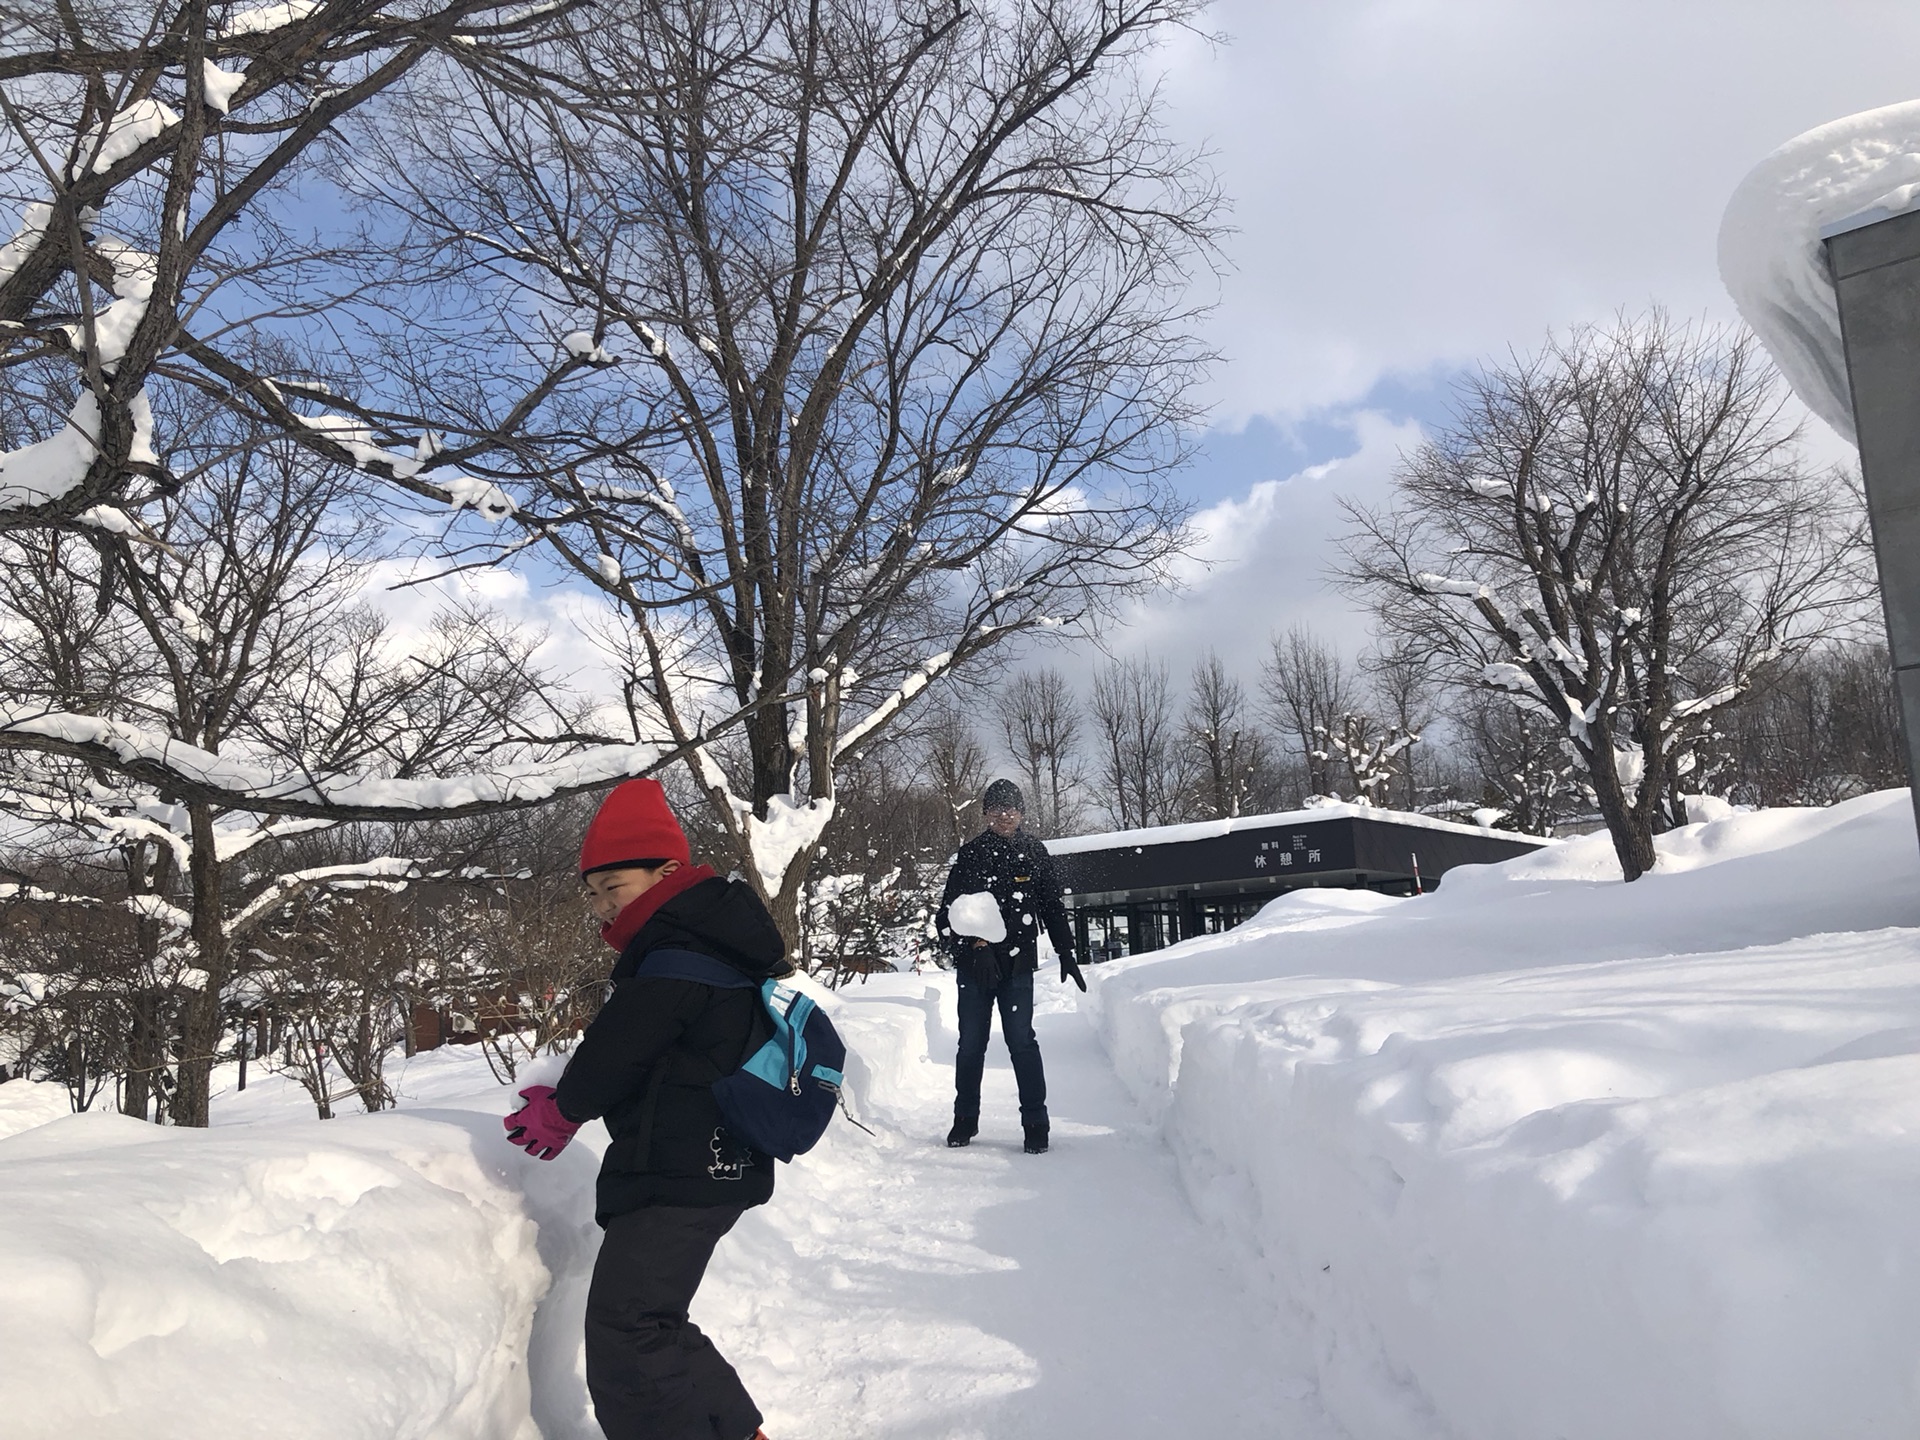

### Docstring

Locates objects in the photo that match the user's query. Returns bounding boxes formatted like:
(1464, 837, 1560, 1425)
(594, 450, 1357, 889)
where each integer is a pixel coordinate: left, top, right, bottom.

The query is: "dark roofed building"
(1050, 804, 1548, 960)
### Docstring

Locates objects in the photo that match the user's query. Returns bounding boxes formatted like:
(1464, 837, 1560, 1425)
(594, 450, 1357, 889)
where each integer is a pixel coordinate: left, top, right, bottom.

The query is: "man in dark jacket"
(502, 778, 780, 1440)
(934, 778, 1086, 1155)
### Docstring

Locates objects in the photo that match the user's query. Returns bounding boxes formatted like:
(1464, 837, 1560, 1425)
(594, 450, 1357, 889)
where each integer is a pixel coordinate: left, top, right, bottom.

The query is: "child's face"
(583, 862, 680, 924)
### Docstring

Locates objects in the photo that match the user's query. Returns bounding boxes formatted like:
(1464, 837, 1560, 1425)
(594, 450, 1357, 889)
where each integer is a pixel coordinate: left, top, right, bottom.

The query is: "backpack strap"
(633, 946, 758, 989)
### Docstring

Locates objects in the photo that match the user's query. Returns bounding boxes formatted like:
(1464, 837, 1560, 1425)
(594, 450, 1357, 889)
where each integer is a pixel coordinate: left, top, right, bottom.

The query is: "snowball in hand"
(948, 891, 1007, 943)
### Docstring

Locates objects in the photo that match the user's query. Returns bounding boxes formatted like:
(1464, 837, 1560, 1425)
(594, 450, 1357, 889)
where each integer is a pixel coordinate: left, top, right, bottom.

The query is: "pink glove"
(503, 1085, 582, 1161)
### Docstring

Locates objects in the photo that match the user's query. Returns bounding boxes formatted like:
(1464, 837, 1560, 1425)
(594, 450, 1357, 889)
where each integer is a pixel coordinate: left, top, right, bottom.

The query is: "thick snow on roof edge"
(1719, 99, 1920, 445)
(1046, 801, 1546, 856)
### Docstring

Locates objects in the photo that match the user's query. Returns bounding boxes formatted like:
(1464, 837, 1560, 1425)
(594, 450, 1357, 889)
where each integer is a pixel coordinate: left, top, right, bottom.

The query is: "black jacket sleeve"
(552, 976, 713, 1123)
(1028, 843, 1078, 961)
(933, 840, 985, 961)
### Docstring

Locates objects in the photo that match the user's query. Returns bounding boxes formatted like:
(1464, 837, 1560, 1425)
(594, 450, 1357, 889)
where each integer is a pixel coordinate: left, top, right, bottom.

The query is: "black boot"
(946, 1117, 978, 1148)
(1022, 1123, 1048, 1154)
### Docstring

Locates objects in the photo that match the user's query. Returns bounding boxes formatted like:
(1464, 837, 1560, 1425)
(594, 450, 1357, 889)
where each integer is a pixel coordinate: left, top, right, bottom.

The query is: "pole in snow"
(1411, 851, 1423, 895)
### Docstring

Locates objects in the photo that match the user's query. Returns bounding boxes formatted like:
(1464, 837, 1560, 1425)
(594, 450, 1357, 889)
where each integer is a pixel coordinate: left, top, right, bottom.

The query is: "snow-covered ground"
(4, 790, 1918, 1438)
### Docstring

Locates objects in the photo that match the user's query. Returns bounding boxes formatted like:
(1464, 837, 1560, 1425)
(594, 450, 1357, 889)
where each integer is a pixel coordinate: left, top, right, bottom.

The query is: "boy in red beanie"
(503, 777, 785, 1440)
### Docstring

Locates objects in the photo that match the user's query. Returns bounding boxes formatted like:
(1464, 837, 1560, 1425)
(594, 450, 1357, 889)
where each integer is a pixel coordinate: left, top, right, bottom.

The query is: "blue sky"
(1180, 369, 1459, 510)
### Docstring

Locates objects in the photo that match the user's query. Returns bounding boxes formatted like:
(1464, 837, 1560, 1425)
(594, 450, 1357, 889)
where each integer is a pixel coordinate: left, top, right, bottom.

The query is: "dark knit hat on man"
(579, 778, 692, 875)
(982, 778, 1025, 812)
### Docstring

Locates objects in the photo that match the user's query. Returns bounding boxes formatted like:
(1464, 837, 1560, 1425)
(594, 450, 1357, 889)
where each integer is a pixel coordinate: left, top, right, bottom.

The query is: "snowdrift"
(0, 1046, 606, 1440)
(1085, 790, 1920, 1440)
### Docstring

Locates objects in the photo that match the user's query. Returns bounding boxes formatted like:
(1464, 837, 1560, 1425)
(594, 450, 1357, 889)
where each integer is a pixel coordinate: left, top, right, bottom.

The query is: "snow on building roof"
(1045, 802, 1546, 856)
(1720, 99, 1920, 445)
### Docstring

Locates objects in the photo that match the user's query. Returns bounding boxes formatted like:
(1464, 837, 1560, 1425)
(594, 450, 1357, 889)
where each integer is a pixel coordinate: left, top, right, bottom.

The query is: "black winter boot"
(946, 1117, 978, 1148)
(1022, 1123, 1048, 1154)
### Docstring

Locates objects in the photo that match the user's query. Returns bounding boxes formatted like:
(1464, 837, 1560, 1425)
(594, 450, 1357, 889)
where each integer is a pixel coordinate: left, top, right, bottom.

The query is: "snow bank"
(0, 1077, 75, 1139)
(1085, 791, 1920, 1440)
(824, 972, 959, 1130)
(1719, 100, 1920, 443)
(0, 1054, 596, 1440)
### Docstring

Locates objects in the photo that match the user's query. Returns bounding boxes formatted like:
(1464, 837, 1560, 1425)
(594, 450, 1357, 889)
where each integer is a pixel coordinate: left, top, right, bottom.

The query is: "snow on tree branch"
(835, 651, 956, 760)
(224, 857, 425, 941)
(128, 892, 193, 935)
(745, 794, 836, 901)
(0, 706, 668, 821)
(1414, 572, 1496, 601)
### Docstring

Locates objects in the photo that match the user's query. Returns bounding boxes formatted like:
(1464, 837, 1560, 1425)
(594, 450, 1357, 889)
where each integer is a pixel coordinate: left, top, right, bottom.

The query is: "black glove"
(965, 940, 1007, 990)
(1060, 953, 1087, 991)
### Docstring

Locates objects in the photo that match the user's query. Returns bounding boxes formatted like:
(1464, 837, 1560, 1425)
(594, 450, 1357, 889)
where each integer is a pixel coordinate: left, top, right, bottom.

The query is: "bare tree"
(1340, 313, 1864, 880)
(1184, 650, 1259, 819)
(349, 0, 1216, 941)
(920, 696, 991, 853)
(1, 1, 823, 848)
(1453, 691, 1582, 835)
(0, 436, 565, 1123)
(253, 878, 420, 1119)
(995, 669, 1084, 837)
(1260, 626, 1361, 798)
(1089, 656, 1182, 828)
(1715, 639, 1906, 806)
(0, 878, 144, 1112)
(460, 876, 608, 1084)
(0, 0, 585, 534)
(1312, 712, 1417, 806)
(1361, 640, 1440, 810)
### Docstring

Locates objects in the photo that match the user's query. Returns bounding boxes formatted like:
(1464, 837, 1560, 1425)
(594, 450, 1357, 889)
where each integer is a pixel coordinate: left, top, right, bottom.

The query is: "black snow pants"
(585, 1204, 762, 1440)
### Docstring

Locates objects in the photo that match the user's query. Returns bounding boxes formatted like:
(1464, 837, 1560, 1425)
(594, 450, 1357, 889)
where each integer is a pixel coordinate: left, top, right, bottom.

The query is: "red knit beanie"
(579, 778, 691, 875)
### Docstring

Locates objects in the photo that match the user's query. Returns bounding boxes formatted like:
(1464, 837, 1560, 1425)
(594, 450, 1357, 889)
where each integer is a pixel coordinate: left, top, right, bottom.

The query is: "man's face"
(985, 804, 1022, 837)
(583, 862, 679, 924)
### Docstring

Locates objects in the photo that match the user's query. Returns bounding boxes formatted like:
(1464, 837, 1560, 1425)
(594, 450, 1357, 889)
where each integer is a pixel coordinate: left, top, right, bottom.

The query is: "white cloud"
(1037, 411, 1424, 692)
(1163, 0, 1920, 425)
(355, 557, 619, 715)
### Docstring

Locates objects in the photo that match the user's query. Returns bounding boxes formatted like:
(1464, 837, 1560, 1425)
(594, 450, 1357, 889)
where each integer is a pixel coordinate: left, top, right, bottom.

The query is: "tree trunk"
(1585, 728, 1657, 882)
(172, 803, 228, 1127)
(121, 988, 163, 1120)
(172, 988, 224, 1128)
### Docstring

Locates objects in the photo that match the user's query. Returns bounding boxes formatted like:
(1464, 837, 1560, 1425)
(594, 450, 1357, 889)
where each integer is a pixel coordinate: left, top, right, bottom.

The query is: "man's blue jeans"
(954, 962, 1047, 1127)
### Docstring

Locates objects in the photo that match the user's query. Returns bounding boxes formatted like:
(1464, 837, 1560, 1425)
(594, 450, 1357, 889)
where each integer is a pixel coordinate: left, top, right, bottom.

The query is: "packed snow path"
(703, 978, 1342, 1440)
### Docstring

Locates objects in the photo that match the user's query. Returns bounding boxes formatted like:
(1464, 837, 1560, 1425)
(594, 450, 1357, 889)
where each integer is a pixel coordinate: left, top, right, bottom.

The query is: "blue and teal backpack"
(635, 947, 851, 1161)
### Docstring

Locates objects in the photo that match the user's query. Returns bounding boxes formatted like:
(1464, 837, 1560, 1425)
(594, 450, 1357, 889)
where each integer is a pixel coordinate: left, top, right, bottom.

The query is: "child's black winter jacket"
(555, 870, 787, 1223)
